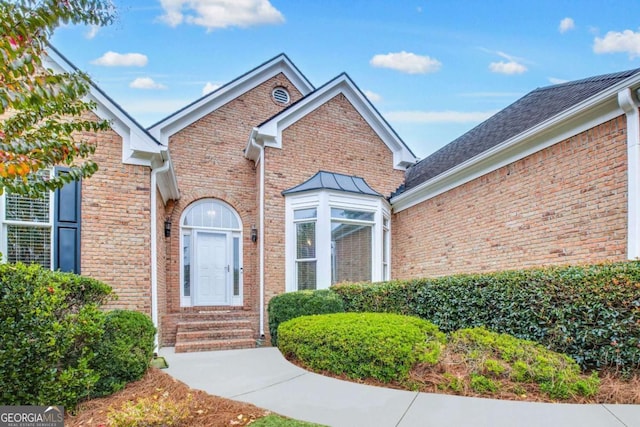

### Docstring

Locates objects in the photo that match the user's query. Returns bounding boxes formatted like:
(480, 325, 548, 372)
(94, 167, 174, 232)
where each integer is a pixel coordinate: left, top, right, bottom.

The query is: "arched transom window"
(180, 199, 243, 306)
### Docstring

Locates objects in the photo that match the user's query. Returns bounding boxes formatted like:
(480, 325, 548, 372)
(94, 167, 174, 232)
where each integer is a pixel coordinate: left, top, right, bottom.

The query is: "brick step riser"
(175, 339, 256, 353)
(177, 329, 255, 341)
(176, 320, 253, 331)
(178, 312, 258, 322)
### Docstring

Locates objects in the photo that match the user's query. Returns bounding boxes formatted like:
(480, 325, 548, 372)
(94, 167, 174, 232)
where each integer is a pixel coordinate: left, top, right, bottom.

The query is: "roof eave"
(392, 77, 640, 212)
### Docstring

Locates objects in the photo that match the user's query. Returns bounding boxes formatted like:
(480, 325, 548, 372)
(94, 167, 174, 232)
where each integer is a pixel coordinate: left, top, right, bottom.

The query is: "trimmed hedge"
(90, 309, 156, 397)
(0, 263, 113, 409)
(332, 262, 640, 371)
(278, 312, 446, 382)
(267, 289, 344, 346)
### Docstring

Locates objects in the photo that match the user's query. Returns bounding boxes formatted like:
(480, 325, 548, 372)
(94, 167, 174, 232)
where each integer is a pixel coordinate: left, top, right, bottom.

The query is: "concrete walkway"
(161, 347, 640, 427)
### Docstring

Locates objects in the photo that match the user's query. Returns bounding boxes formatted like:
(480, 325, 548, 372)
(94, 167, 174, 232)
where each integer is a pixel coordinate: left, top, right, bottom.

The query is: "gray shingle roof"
(282, 171, 382, 197)
(399, 67, 640, 195)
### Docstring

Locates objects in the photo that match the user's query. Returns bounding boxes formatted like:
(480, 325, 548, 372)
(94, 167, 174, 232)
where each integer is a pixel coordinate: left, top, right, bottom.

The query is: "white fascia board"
(255, 75, 417, 170)
(149, 55, 314, 144)
(392, 96, 622, 212)
(44, 48, 162, 167)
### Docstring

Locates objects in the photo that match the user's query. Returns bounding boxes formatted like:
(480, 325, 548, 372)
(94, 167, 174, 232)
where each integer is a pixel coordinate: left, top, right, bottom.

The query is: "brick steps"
(174, 310, 257, 353)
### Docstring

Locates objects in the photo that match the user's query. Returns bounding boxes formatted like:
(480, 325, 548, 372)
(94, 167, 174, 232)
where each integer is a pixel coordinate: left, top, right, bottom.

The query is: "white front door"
(194, 231, 228, 305)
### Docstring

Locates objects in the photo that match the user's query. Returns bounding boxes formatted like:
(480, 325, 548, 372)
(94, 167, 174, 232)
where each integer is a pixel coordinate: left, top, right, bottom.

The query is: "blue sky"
(51, 0, 640, 159)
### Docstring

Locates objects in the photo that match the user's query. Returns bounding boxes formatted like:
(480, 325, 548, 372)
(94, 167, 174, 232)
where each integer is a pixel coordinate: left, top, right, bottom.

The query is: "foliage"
(278, 312, 446, 382)
(251, 414, 327, 427)
(107, 394, 190, 427)
(267, 289, 345, 346)
(90, 309, 156, 397)
(448, 328, 599, 399)
(0, 262, 113, 409)
(332, 261, 640, 371)
(0, 0, 115, 196)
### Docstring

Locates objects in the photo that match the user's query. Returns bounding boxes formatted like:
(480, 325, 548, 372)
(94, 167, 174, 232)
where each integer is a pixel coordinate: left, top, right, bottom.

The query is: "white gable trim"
(149, 54, 314, 144)
(247, 74, 417, 170)
(392, 78, 640, 213)
(44, 47, 163, 167)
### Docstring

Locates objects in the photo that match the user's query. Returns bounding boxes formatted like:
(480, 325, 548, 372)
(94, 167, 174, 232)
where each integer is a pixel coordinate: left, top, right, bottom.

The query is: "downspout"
(618, 88, 640, 260)
(150, 153, 171, 350)
(259, 143, 266, 337)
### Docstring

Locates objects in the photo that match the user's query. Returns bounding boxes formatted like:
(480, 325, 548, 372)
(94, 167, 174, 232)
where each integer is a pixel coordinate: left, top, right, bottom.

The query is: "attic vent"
(272, 87, 290, 105)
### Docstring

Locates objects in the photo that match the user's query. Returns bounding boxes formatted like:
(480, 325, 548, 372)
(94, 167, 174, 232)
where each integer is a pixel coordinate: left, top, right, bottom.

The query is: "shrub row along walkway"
(161, 347, 639, 427)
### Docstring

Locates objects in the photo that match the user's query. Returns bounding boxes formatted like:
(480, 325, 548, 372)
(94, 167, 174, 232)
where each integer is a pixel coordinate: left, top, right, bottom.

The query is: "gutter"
(150, 152, 172, 350)
(618, 88, 640, 260)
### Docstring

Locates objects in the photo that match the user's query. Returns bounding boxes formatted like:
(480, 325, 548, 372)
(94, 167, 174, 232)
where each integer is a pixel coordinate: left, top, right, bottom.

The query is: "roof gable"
(401, 68, 640, 194)
(45, 45, 163, 167)
(148, 54, 314, 144)
(245, 73, 417, 170)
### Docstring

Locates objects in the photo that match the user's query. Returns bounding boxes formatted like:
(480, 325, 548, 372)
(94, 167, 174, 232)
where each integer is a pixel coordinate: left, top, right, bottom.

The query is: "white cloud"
(370, 51, 441, 74)
(129, 77, 167, 90)
(85, 25, 99, 39)
(594, 29, 640, 58)
(202, 81, 221, 95)
(158, 0, 285, 30)
(91, 51, 148, 67)
(559, 17, 575, 33)
(489, 61, 527, 75)
(548, 77, 569, 85)
(386, 110, 497, 124)
(364, 90, 382, 103)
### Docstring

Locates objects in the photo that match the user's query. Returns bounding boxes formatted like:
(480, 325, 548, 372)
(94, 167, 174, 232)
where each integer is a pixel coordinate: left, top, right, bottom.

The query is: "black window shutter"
(54, 168, 81, 274)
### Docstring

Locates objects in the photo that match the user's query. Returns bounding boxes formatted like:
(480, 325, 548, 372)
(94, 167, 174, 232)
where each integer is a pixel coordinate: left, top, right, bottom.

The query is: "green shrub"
(278, 312, 446, 382)
(470, 374, 499, 393)
(90, 310, 156, 397)
(267, 289, 344, 346)
(449, 327, 600, 399)
(332, 261, 640, 371)
(0, 263, 112, 409)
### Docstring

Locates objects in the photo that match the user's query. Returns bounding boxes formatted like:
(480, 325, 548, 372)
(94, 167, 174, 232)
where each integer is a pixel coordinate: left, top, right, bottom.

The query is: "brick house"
(3, 46, 639, 351)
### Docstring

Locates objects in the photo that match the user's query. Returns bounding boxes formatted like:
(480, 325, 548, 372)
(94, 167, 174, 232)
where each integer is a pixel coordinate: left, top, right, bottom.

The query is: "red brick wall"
(263, 93, 405, 301)
(392, 116, 628, 278)
(79, 117, 152, 314)
(160, 74, 303, 345)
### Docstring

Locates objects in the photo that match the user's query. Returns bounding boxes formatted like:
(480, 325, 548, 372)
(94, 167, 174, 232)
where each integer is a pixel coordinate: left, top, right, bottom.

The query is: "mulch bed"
(66, 368, 270, 427)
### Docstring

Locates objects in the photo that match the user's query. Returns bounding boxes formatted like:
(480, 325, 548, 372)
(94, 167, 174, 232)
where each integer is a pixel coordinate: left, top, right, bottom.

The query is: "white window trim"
(0, 170, 55, 269)
(285, 190, 390, 292)
(179, 199, 244, 307)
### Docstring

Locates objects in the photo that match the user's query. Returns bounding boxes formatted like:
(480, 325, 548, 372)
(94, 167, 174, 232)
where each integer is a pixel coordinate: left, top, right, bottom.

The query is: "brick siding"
(392, 116, 629, 278)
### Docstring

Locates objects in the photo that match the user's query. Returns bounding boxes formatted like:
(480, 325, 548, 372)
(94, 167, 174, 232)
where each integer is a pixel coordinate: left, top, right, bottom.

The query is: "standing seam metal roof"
(282, 171, 382, 197)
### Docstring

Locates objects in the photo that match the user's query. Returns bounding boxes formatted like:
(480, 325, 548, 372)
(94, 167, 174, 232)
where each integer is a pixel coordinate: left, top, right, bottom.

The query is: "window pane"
(5, 192, 50, 223)
(233, 237, 240, 297)
(183, 235, 190, 297)
(296, 222, 316, 259)
(294, 208, 316, 220)
(331, 222, 372, 284)
(331, 208, 374, 222)
(6, 225, 51, 268)
(297, 260, 316, 290)
(183, 201, 239, 229)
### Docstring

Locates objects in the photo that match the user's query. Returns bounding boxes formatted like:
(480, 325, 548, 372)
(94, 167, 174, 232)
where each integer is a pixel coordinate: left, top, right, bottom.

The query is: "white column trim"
(618, 88, 640, 260)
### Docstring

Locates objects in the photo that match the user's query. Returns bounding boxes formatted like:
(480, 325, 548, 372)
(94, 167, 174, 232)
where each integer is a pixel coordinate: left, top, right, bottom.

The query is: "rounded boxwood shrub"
(267, 289, 344, 346)
(278, 312, 446, 382)
(90, 309, 156, 397)
(0, 263, 112, 409)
